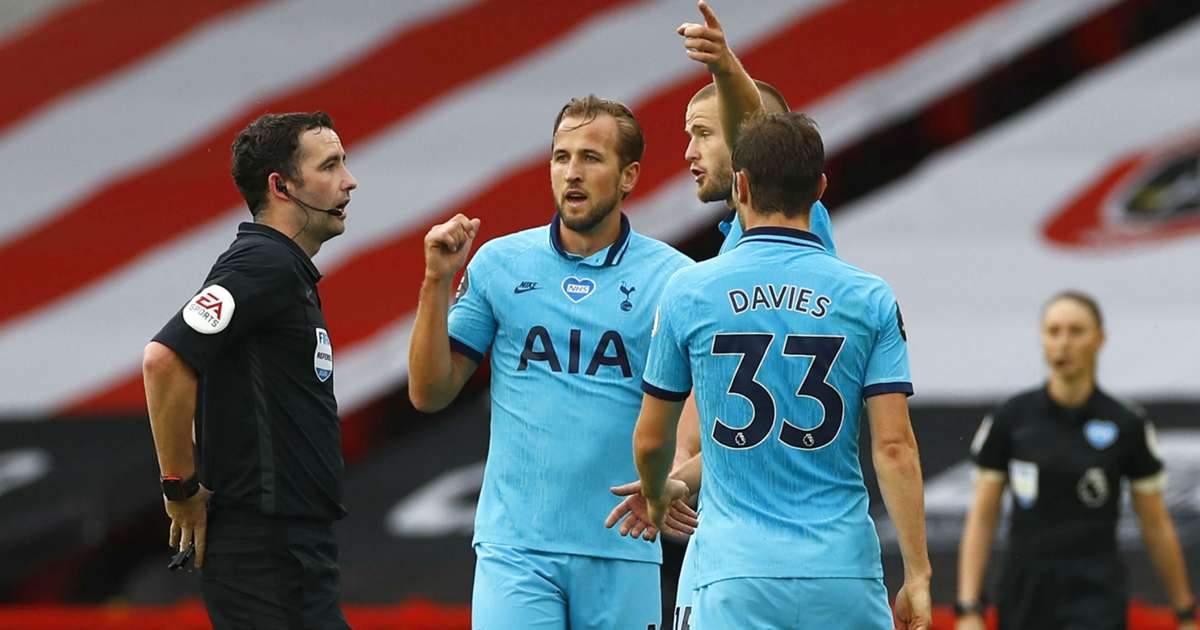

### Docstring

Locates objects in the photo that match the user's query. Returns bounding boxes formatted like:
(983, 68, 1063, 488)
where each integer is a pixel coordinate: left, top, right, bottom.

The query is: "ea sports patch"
(561, 275, 596, 303)
(314, 328, 333, 382)
(1084, 418, 1119, 450)
(183, 285, 235, 334)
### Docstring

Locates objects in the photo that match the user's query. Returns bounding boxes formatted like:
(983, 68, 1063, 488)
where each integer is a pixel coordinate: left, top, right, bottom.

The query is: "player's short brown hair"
(689, 80, 789, 114)
(731, 112, 824, 218)
(552, 95, 644, 169)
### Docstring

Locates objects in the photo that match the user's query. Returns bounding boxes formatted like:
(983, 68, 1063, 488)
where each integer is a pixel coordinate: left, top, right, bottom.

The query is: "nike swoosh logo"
(514, 284, 540, 294)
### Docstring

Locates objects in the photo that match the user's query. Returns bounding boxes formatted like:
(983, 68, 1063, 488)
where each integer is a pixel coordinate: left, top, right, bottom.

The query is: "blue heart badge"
(1083, 419, 1118, 450)
(561, 276, 596, 303)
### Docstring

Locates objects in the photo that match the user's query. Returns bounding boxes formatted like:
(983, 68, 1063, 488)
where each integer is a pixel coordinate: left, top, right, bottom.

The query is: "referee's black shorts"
(200, 507, 350, 630)
(996, 553, 1127, 630)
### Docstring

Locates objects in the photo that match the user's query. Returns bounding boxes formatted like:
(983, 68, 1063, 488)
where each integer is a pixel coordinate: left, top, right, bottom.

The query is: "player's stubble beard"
(556, 180, 621, 234)
(697, 167, 733, 205)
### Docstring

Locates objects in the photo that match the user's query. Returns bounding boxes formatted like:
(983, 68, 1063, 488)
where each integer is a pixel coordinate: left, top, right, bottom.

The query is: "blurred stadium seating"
(1, 0, 1197, 627)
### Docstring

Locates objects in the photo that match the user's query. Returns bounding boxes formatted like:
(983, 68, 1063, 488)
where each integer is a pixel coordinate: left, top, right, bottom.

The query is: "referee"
(143, 112, 356, 629)
(956, 291, 1196, 630)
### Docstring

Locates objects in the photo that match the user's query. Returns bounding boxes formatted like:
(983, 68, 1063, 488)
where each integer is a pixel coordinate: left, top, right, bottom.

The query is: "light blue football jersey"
(448, 214, 693, 564)
(719, 200, 836, 256)
(642, 226, 911, 586)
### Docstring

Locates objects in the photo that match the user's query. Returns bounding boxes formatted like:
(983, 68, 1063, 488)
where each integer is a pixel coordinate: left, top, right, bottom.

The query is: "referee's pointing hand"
(424, 213, 481, 282)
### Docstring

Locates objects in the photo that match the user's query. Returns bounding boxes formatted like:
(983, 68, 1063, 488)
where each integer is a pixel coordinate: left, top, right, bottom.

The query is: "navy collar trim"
(239, 222, 322, 282)
(548, 212, 632, 267)
(737, 226, 825, 250)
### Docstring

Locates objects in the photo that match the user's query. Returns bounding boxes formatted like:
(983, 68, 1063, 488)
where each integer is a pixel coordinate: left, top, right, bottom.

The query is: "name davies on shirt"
(728, 284, 831, 318)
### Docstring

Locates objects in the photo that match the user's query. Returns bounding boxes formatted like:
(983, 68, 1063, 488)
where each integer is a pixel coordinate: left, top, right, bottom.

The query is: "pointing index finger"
(698, 0, 721, 30)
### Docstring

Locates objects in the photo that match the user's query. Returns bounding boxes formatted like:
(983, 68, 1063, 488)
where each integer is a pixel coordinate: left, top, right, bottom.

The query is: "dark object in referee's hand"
(167, 542, 194, 571)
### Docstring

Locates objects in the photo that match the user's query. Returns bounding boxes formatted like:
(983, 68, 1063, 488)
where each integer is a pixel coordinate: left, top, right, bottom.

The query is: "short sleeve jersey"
(153, 222, 345, 521)
(719, 200, 836, 256)
(970, 386, 1164, 556)
(642, 226, 912, 586)
(447, 214, 693, 564)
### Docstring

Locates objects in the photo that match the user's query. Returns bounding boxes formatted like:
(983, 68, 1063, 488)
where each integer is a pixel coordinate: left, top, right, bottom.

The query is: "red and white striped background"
(0, 0, 1145, 416)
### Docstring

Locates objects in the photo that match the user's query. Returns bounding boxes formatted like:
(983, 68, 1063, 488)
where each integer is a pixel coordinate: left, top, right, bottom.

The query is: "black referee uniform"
(153, 222, 349, 629)
(970, 385, 1164, 630)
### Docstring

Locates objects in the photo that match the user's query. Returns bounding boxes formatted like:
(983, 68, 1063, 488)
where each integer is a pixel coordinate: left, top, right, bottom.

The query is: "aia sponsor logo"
(1044, 134, 1200, 248)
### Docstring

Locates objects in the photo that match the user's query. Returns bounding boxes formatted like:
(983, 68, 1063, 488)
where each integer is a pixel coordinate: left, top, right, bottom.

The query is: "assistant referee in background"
(143, 111, 356, 629)
(956, 291, 1196, 630)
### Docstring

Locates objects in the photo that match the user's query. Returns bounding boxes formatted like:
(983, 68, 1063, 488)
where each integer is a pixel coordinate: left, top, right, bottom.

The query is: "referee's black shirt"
(970, 385, 1163, 558)
(154, 222, 346, 522)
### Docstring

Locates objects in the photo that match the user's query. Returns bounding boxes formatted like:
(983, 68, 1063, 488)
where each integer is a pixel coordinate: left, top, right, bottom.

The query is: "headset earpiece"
(275, 179, 287, 193)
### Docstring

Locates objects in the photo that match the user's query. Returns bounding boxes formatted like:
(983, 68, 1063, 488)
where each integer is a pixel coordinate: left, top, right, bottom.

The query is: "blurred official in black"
(956, 291, 1196, 630)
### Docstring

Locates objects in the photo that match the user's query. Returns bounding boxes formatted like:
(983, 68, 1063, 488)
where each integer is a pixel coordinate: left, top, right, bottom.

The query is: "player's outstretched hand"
(677, 0, 735, 76)
(165, 484, 213, 569)
(605, 479, 697, 542)
(894, 579, 932, 630)
(423, 213, 481, 281)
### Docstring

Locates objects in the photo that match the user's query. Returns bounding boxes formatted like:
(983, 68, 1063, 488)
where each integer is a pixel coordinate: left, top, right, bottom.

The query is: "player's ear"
(814, 173, 828, 201)
(734, 170, 751, 207)
(620, 160, 641, 196)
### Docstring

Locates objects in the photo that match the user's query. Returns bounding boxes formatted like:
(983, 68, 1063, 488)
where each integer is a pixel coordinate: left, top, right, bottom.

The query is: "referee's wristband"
(1176, 603, 1197, 622)
(954, 601, 983, 617)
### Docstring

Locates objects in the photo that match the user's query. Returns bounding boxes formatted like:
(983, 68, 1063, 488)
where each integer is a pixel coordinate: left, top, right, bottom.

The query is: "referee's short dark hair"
(231, 111, 335, 215)
(732, 112, 824, 217)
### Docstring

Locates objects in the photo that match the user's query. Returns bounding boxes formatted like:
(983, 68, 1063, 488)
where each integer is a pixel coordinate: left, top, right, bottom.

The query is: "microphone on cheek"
(276, 180, 344, 217)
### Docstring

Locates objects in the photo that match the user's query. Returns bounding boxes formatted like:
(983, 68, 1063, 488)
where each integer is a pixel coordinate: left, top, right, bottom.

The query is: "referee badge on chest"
(314, 328, 333, 382)
(1009, 459, 1038, 509)
(1083, 419, 1118, 450)
(1077, 467, 1109, 508)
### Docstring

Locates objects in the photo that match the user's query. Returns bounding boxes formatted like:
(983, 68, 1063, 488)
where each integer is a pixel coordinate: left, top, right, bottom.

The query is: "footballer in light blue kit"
(634, 112, 932, 629)
(679, 105, 837, 630)
(408, 95, 692, 629)
(672, 9, 839, 625)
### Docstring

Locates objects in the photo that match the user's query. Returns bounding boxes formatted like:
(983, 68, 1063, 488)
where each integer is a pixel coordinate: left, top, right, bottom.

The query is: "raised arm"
(867, 392, 932, 630)
(678, 0, 764, 151)
(1131, 488, 1197, 629)
(955, 473, 1006, 630)
(408, 214, 481, 412)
